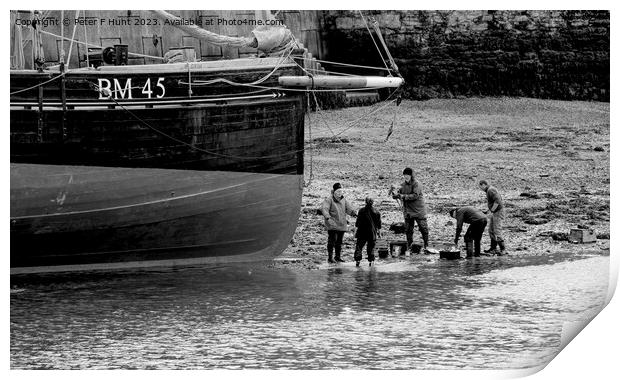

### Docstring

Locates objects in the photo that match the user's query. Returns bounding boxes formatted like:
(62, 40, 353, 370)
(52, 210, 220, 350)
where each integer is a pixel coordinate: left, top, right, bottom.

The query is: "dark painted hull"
(11, 164, 303, 274)
(10, 58, 306, 273)
(11, 59, 305, 175)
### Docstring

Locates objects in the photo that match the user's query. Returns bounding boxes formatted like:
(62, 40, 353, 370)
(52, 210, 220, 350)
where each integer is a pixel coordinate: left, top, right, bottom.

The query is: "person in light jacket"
(321, 182, 357, 263)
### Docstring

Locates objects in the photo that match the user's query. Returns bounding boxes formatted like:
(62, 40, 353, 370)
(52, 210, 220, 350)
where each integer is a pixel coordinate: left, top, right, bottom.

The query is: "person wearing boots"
(478, 179, 506, 255)
(450, 207, 487, 257)
(392, 167, 429, 253)
(354, 197, 382, 266)
(321, 182, 357, 263)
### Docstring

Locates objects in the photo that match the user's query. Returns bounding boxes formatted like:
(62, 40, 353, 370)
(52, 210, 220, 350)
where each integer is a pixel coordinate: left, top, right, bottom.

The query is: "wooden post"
(60, 63, 67, 142)
(37, 80, 43, 143)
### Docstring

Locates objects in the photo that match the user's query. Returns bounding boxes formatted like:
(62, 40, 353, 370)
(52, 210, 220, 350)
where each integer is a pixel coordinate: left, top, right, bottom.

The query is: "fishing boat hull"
(10, 164, 303, 274)
(10, 58, 306, 273)
(10, 59, 305, 175)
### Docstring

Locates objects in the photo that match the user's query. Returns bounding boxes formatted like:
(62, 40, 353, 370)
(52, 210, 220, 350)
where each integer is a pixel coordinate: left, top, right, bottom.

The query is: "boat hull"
(10, 59, 305, 175)
(10, 164, 303, 274)
(11, 59, 307, 272)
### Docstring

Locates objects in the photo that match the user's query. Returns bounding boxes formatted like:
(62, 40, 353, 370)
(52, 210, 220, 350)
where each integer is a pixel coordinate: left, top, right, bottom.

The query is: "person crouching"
(354, 197, 382, 266)
(321, 183, 357, 263)
(450, 207, 487, 257)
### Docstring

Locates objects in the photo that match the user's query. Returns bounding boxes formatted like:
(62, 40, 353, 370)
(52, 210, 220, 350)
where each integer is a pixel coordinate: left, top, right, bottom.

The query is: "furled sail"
(149, 10, 297, 55)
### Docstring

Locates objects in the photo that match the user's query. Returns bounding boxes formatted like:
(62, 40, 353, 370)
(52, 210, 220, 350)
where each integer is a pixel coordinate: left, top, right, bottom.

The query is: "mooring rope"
(10, 72, 66, 95)
(330, 87, 400, 138)
(91, 83, 313, 161)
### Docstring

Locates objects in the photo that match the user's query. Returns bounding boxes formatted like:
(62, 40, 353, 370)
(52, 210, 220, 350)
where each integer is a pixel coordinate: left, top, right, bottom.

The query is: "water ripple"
(11, 253, 609, 369)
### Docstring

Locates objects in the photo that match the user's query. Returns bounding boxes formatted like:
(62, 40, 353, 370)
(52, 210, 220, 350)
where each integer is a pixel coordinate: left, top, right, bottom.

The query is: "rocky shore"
(275, 97, 610, 269)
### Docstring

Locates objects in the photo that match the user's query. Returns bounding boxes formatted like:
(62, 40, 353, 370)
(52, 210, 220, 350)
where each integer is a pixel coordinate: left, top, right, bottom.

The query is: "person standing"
(354, 197, 382, 266)
(321, 182, 357, 263)
(450, 207, 488, 257)
(392, 167, 429, 253)
(478, 179, 506, 255)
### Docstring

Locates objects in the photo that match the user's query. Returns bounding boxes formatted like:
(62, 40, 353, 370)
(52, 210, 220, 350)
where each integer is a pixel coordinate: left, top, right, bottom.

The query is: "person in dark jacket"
(392, 167, 429, 253)
(450, 206, 488, 257)
(321, 182, 357, 263)
(478, 179, 506, 255)
(353, 197, 382, 266)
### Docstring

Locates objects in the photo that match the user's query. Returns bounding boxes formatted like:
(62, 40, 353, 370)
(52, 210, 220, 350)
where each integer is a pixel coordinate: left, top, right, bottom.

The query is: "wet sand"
(277, 98, 610, 268)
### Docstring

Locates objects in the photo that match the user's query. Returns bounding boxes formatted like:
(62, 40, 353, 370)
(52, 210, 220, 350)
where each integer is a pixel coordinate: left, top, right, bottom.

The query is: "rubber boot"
(406, 234, 413, 255)
(335, 247, 345, 263)
(497, 241, 506, 256)
(484, 239, 497, 254)
(368, 253, 375, 266)
(354, 245, 363, 265)
(465, 240, 474, 258)
(474, 240, 481, 257)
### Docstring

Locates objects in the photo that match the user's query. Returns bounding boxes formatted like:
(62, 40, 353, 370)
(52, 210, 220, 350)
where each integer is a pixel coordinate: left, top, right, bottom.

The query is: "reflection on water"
(11, 252, 609, 369)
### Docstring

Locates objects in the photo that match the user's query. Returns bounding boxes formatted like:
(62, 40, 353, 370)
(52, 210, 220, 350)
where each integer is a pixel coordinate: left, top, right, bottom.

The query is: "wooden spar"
(278, 75, 403, 88)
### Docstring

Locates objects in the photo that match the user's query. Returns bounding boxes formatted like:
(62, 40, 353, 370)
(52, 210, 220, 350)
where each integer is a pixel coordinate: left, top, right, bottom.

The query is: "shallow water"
(10, 252, 609, 369)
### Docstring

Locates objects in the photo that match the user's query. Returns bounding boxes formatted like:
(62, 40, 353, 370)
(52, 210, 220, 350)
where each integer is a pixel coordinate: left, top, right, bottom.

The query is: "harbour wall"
(319, 10, 610, 101)
(12, 10, 609, 101)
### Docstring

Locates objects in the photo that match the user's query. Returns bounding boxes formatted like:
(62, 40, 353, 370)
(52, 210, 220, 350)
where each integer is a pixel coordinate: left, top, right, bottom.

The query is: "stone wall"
(320, 10, 609, 101)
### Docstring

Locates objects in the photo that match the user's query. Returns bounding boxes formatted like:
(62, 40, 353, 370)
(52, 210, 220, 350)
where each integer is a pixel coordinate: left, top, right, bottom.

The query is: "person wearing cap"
(321, 182, 357, 263)
(392, 167, 429, 252)
(449, 207, 487, 257)
(478, 179, 506, 255)
(353, 197, 382, 266)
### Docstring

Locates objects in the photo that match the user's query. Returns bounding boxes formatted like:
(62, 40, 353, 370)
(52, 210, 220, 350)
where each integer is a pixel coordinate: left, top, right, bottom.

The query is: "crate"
(388, 240, 408, 256)
(569, 228, 597, 243)
(440, 250, 461, 260)
(376, 238, 389, 258)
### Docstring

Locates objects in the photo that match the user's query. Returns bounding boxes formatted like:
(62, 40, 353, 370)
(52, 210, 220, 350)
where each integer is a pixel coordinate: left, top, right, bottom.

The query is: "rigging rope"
(305, 94, 314, 186)
(182, 79, 390, 93)
(358, 10, 391, 73)
(83, 11, 90, 68)
(60, 10, 64, 64)
(330, 87, 400, 138)
(38, 30, 166, 61)
(89, 81, 400, 161)
(184, 44, 295, 87)
(310, 91, 339, 139)
(299, 57, 391, 72)
(371, 19, 400, 76)
(91, 83, 308, 160)
(10, 72, 66, 95)
(66, 10, 79, 68)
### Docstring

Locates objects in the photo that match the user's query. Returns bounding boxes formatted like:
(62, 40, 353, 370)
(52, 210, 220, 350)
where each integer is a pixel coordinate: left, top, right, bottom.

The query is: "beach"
(279, 97, 610, 267)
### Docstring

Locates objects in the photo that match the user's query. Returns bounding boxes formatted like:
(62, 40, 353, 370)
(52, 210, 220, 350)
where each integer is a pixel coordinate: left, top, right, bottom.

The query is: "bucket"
(410, 244, 423, 254)
(440, 250, 461, 260)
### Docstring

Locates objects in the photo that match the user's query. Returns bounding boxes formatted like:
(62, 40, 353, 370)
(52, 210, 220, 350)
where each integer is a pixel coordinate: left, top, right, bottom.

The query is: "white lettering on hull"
(97, 77, 166, 100)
